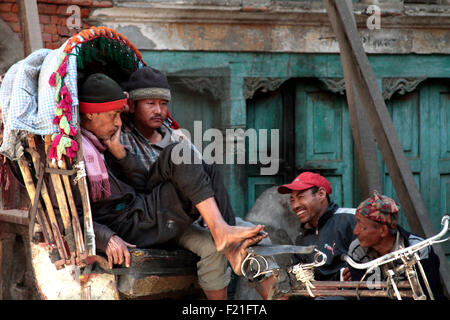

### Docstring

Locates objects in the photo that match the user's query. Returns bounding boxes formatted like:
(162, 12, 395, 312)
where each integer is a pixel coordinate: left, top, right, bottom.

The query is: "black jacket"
(75, 146, 201, 252)
(294, 202, 357, 281)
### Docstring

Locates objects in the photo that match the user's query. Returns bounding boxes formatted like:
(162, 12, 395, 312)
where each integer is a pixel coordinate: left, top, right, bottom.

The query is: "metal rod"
(288, 289, 414, 298)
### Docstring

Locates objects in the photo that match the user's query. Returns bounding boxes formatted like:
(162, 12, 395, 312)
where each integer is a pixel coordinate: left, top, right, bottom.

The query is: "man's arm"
(72, 180, 137, 268)
(103, 126, 150, 190)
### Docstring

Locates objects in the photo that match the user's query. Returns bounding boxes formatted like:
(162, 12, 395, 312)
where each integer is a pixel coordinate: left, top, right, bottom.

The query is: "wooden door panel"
(295, 81, 353, 208)
(384, 82, 449, 259)
(384, 91, 423, 231)
(436, 87, 450, 257)
(307, 93, 343, 161)
(246, 90, 287, 212)
(439, 92, 450, 160)
(382, 173, 421, 231)
(389, 92, 420, 160)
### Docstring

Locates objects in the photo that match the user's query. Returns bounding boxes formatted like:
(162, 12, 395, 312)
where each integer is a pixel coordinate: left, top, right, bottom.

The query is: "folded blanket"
(0, 44, 78, 160)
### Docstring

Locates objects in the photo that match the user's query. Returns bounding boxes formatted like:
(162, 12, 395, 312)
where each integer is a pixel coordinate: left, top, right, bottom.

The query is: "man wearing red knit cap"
(77, 73, 266, 281)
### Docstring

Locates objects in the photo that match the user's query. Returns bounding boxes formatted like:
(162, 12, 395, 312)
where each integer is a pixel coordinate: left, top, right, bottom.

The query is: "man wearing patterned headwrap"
(343, 190, 445, 299)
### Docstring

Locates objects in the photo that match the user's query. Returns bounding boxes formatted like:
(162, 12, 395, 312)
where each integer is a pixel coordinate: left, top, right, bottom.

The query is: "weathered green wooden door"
(245, 81, 295, 212)
(295, 80, 354, 208)
(246, 78, 449, 259)
(245, 78, 353, 210)
(383, 80, 450, 258)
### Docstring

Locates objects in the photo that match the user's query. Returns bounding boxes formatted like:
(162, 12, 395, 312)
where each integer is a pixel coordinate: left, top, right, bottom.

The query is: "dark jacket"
(348, 226, 446, 300)
(294, 202, 357, 281)
(75, 145, 203, 252)
(79, 142, 234, 252)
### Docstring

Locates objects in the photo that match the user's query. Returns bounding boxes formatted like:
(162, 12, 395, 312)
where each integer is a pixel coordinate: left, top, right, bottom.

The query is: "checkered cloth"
(0, 43, 79, 160)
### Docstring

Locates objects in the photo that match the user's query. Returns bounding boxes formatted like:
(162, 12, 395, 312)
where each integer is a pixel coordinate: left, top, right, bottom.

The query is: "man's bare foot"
(224, 232, 268, 276)
(214, 224, 265, 253)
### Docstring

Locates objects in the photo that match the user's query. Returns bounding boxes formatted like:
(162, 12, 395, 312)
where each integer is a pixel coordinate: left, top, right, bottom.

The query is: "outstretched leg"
(149, 144, 266, 252)
(196, 197, 265, 253)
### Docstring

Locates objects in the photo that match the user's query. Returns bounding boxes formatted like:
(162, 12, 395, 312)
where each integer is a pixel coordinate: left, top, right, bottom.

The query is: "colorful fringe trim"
(47, 26, 146, 163)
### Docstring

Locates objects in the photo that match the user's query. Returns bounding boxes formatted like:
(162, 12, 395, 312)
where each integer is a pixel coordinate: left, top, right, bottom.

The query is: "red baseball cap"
(277, 172, 332, 194)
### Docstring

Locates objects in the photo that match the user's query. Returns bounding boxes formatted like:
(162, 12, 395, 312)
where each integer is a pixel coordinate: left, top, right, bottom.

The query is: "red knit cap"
(78, 73, 126, 113)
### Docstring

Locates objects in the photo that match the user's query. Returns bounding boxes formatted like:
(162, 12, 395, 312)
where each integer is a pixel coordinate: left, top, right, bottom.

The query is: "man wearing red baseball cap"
(278, 172, 356, 283)
(226, 172, 357, 299)
(278, 172, 332, 227)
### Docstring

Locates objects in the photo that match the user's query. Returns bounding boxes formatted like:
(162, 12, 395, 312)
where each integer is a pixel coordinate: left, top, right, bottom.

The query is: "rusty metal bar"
(289, 280, 414, 299)
(289, 289, 414, 298)
(323, 0, 450, 297)
(308, 281, 411, 289)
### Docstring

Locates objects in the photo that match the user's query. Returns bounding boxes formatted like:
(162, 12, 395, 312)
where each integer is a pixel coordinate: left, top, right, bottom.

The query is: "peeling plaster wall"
(89, 0, 450, 54)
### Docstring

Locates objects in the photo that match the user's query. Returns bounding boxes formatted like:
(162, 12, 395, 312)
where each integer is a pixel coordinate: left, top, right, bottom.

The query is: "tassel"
(71, 139, 78, 151)
(77, 54, 84, 69)
(55, 74, 62, 102)
(59, 85, 73, 114)
(65, 139, 79, 158)
(48, 145, 58, 160)
(63, 89, 73, 107)
(66, 148, 76, 158)
(48, 133, 62, 160)
(57, 59, 68, 77)
(53, 114, 62, 124)
(59, 116, 76, 136)
(69, 124, 77, 136)
(49, 72, 57, 86)
(57, 136, 73, 160)
(52, 133, 62, 145)
(59, 115, 70, 135)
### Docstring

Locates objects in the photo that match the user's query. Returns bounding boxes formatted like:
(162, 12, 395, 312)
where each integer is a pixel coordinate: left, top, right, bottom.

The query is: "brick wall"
(0, 0, 113, 50)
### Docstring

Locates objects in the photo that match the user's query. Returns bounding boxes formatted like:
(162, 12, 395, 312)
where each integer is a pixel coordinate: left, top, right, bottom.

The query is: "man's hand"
(103, 127, 126, 160)
(342, 267, 352, 281)
(105, 235, 136, 269)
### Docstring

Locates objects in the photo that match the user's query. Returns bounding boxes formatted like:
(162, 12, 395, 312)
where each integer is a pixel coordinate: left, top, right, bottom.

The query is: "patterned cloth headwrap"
(356, 190, 400, 229)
